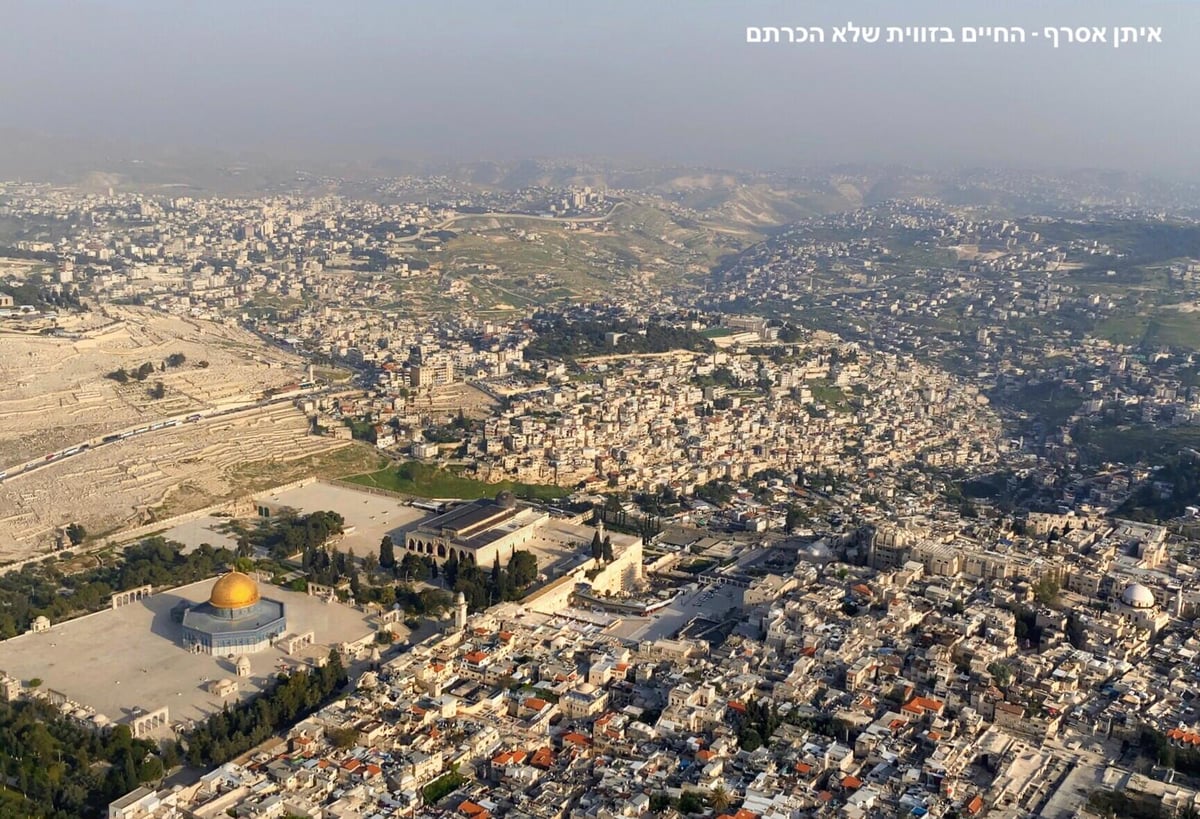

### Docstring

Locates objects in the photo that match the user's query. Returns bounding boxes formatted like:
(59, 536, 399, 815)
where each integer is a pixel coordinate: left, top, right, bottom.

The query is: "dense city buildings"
(0, 167, 1199, 819)
(3, 0, 1199, 813)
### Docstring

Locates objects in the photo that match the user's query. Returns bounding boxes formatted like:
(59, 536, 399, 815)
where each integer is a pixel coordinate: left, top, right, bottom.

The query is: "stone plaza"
(0, 576, 388, 737)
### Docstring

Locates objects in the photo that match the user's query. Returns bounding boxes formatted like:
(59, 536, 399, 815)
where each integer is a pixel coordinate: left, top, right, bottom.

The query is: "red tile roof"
(493, 749, 529, 766)
(902, 696, 945, 715)
(459, 800, 491, 819)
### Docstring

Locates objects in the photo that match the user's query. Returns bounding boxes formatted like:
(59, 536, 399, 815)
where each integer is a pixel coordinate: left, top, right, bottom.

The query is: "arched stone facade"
(111, 585, 153, 609)
(130, 706, 170, 738)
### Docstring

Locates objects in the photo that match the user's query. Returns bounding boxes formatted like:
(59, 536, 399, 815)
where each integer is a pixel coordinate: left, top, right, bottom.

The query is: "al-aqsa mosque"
(180, 571, 287, 656)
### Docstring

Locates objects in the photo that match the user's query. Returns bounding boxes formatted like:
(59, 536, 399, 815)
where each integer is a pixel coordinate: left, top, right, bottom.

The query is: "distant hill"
(1, 137, 1196, 218)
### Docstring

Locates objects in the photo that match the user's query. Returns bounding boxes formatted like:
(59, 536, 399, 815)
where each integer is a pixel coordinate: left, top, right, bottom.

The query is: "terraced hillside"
(0, 305, 306, 466)
(0, 403, 358, 560)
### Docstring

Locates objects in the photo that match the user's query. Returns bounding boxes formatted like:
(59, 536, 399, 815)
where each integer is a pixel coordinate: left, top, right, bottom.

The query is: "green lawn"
(1074, 423, 1200, 466)
(807, 379, 852, 412)
(1094, 314, 1151, 346)
(1146, 312, 1200, 350)
(1009, 381, 1083, 430)
(1094, 310, 1200, 351)
(346, 460, 566, 501)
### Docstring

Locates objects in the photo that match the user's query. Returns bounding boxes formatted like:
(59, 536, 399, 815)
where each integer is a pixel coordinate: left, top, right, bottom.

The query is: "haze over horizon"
(2, 0, 1198, 179)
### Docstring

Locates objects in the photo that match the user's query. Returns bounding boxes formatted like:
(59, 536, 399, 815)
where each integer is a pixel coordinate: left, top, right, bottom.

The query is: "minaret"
(454, 592, 468, 631)
(1176, 585, 1185, 618)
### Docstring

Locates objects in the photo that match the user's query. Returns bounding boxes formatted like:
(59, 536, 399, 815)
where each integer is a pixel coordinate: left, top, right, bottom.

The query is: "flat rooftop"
(254, 481, 431, 554)
(0, 577, 387, 735)
(418, 499, 517, 538)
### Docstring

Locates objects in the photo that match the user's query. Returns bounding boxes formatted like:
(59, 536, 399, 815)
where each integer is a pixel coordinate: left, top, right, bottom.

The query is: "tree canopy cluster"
(694, 480, 736, 506)
(0, 698, 163, 818)
(0, 537, 237, 639)
(391, 585, 454, 617)
(0, 279, 85, 311)
(105, 353, 189, 385)
(1142, 727, 1200, 778)
(589, 530, 614, 562)
(444, 549, 538, 612)
(422, 764, 465, 805)
(596, 501, 662, 539)
(341, 541, 453, 616)
(396, 549, 437, 583)
(1117, 452, 1200, 522)
(298, 542, 352, 588)
(261, 510, 345, 560)
(184, 650, 347, 767)
(731, 697, 841, 753)
(523, 318, 715, 361)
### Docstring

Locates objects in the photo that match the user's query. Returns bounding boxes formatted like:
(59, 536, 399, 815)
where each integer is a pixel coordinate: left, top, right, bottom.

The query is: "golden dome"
(209, 571, 261, 609)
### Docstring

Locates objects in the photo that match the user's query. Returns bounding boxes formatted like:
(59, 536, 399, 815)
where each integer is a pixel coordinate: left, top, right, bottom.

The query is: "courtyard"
(0, 576, 388, 736)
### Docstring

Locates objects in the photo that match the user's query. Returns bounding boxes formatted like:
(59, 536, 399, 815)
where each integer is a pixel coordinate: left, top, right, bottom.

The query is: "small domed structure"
(1120, 582, 1156, 610)
(496, 490, 517, 509)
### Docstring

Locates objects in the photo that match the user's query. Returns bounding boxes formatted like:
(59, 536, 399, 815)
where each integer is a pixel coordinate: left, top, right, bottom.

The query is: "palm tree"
(709, 783, 732, 813)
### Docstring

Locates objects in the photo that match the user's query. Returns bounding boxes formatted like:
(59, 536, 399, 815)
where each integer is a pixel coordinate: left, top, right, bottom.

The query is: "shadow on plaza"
(137, 589, 298, 689)
(142, 590, 194, 645)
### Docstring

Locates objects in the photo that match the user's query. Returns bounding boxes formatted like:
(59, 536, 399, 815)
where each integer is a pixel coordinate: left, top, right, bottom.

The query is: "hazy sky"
(1, 0, 1198, 175)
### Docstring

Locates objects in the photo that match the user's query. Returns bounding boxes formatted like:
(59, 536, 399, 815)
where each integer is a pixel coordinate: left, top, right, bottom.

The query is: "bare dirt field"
(410, 382, 499, 419)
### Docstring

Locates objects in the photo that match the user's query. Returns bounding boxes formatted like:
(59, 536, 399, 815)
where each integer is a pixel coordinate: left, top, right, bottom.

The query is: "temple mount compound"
(179, 571, 286, 656)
